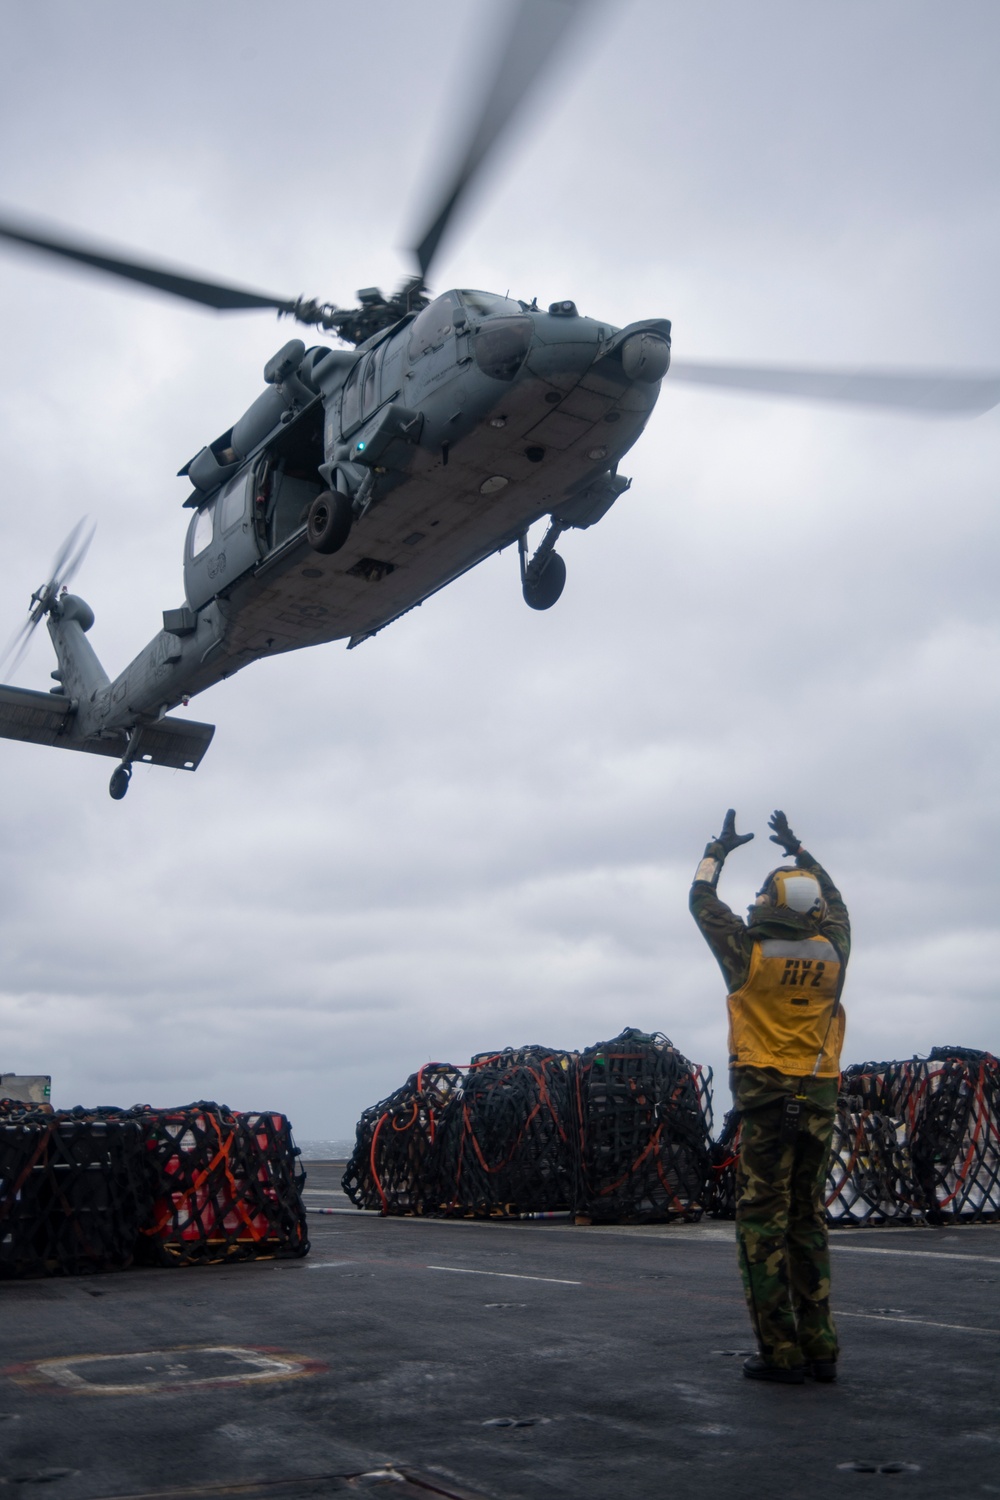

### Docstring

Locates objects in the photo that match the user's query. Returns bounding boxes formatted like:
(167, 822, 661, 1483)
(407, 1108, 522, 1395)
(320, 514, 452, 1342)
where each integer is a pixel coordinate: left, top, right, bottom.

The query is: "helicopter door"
(183, 470, 261, 610)
(340, 340, 389, 437)
(341, 359, 362, 434)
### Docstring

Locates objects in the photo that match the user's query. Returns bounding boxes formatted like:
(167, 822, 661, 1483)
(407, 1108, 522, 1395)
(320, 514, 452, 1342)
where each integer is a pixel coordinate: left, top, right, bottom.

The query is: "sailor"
(690, 809, 850, 1384)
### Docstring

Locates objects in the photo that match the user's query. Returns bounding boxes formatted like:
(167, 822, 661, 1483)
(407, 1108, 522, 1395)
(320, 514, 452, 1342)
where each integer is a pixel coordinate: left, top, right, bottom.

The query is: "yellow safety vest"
(727, 934, 846, 1078)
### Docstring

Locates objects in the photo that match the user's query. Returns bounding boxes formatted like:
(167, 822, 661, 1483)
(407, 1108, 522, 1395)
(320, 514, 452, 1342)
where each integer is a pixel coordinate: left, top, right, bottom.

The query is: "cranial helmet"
(755, 867, 826, 917)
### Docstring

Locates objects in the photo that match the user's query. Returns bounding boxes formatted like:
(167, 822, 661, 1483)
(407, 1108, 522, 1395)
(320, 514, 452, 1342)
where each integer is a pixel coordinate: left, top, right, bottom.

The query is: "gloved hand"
(715, 808, 754, 856)
(768, 809, 801, 857)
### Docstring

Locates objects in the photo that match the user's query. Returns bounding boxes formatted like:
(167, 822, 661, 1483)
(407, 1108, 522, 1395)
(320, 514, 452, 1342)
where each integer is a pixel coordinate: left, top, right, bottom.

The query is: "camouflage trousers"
(735, 1099, 838, 1369)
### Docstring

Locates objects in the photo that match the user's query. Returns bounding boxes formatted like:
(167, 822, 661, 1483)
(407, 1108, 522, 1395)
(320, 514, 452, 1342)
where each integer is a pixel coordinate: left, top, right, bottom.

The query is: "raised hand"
(715, 808, 754, 856)
(768, 810, 801, 857)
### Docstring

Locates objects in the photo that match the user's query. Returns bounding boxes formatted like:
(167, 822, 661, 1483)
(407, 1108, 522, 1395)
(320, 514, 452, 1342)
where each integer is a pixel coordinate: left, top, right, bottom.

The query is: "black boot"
(810, 1360, 837, 1383)
(742, 1354, 806, 1385)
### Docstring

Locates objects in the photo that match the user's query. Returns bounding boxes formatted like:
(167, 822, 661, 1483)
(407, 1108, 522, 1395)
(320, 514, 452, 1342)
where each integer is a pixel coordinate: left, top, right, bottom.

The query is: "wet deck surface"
(1, 1161, 998, 1499)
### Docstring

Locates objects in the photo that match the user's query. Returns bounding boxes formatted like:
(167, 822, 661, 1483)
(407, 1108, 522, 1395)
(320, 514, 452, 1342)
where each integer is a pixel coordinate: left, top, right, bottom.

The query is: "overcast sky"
(0, 0, 998, 1141)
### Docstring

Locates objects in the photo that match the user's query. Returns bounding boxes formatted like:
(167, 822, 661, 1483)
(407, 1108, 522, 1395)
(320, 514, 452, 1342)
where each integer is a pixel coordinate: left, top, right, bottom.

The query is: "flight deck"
(1, 1160, 997, 1500)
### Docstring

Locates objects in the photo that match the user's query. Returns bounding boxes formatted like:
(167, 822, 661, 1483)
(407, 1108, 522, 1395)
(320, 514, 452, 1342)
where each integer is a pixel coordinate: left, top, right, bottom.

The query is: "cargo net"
(343, 1029, 713, 1223)
(0, 1100, 307, 1278)
(340, 1064, 464, 1216)
(708, 1107, 917, 1227)
(705, 1048, 1000, 1226)
(708, 1107, 741, 1221)
(840, 1048, 1000, 1223)
(0, 1111, 149, 1278)
(445, 1048, 576, 1216)
(139, 1104, 309, 1267)
(824, 1106, 916, 1225)
(574, 1031, 713, 1222)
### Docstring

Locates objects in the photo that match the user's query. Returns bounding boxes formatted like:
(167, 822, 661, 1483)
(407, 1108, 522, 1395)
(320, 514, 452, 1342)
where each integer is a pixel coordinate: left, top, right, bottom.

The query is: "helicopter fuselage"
(9, 290, 669, 791)
(86, 292, 670, 734)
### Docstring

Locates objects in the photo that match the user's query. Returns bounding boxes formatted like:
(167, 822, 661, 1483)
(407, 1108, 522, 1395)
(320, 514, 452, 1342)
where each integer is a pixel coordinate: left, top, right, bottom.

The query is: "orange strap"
(143, 1117, 236, 1238)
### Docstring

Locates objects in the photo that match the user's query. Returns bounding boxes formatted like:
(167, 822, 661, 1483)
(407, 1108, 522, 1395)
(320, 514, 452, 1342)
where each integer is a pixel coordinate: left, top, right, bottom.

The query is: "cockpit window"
(191, 502, 215, 557)
(459, 289, 523, 320)
(407, 294, 456, 361)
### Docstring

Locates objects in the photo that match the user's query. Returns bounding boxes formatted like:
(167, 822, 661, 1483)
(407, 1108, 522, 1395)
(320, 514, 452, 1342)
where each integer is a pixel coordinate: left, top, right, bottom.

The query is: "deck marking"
(832, 1246, 1000, 1266)
(838, 1311, 1000, 1335)
(4, 1346, 326, 1395)
(426, 1265, 582, 1286)
(306, 1261, 357, 1270)
(307, 1205, 367, 1215)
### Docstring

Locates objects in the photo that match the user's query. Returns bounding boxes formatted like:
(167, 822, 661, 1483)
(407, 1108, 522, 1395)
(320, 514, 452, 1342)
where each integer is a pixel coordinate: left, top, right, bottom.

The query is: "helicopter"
(1, 0, 998, 802)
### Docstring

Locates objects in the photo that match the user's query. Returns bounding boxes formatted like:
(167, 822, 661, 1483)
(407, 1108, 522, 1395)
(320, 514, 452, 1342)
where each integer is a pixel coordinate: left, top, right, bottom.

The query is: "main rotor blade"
(412, 0, 597, 280)
(0, 211, 298, 314)
(668, 359, 1000, 416)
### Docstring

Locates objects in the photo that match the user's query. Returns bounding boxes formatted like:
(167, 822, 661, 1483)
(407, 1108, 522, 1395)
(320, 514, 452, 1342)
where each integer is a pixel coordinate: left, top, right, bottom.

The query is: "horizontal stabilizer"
(0, 684, 214, 771)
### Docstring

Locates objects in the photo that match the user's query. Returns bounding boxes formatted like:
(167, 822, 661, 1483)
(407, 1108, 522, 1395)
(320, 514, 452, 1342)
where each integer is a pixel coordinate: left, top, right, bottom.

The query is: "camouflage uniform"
(691, 845, 850, 1370)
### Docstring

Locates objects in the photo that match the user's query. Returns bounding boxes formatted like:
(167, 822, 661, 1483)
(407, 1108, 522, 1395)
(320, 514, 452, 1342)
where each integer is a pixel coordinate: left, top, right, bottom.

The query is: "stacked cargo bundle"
(703, 1048, 999, 1226)
(707, 1104, 916, 1226)
(824, 1103, 915, 1225)
(841, 1048, 1000, 1222)
(0, 1110, 149, 1277)
(443, 1048, 576, 1216)
(708, 1107, 741, 1220)
(574, 1029, 713, 1223)
(0, 1100, 307, 1278)
(139, 1104, 309, 1266)
(343, 1029, 714, 1222)
(342, 1064, 463, 1215)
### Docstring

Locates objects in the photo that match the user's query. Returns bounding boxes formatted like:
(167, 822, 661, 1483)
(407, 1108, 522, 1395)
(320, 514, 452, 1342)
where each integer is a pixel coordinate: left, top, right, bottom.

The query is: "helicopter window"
(219, 474, 248, 533)
(459, 289, 523, 321)
(407, 294, 456, 361)
(473, 316, 532, 381)
(191, 502, 215, 557)
(341, 361, 362, 431)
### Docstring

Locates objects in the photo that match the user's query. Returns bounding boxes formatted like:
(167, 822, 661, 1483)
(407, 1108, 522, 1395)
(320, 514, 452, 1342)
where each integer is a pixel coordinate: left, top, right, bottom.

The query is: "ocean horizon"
(296, 1138, 355, 1161)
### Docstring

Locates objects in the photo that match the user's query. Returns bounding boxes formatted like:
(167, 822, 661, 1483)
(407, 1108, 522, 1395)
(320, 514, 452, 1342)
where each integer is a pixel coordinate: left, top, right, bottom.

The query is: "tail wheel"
(109, 764, 131, 800)
(523, 551, 566, 611)
(306, 489, 353, 555)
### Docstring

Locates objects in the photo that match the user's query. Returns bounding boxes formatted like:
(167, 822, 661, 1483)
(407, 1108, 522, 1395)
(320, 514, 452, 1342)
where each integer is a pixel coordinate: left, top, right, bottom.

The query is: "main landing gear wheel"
(306, 489, 353, 555)
(522, 551, 566, 611)
(109, 764, 131, 800)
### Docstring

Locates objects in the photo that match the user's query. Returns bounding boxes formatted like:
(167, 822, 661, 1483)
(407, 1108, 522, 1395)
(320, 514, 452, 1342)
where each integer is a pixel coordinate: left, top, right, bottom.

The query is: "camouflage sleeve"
(689, 841, 755, 992)
(796, 847, 851, 966)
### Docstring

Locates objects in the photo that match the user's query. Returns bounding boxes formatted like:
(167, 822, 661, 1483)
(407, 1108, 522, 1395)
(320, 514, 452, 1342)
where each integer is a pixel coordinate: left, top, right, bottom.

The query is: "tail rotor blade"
(0, 615, 39, 680)
(47, 515, 91, 591)
(0, 516, 96, 680)
(411, 0, 599, 281)
(56, 518, 96, 593)
(668, 359, 1000, 416)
